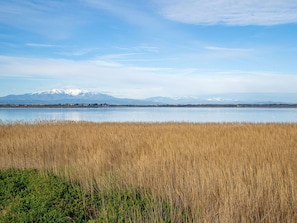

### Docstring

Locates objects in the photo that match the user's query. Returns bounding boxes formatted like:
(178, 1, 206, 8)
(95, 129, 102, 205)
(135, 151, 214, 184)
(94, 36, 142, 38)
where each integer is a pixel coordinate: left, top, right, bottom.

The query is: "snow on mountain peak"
(36, 89, 88, 96)
(64, 89, 86, 96)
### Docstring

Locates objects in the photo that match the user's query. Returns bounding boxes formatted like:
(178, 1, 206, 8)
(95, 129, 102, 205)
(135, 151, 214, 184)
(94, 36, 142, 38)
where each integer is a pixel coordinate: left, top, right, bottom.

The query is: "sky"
(0, 0, 297, 99)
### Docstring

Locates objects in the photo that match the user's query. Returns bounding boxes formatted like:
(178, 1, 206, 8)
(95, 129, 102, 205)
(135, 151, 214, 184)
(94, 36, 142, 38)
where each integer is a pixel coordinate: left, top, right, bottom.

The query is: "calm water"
(1, 107, 297, 123)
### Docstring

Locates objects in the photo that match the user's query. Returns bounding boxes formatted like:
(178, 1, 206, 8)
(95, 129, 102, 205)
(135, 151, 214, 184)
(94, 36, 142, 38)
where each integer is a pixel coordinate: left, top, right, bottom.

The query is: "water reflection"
(0, 107, 297, 123)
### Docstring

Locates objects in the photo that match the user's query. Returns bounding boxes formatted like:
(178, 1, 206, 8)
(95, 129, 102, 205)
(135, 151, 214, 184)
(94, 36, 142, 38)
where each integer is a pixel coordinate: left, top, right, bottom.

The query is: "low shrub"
(0, 169, 194, 222)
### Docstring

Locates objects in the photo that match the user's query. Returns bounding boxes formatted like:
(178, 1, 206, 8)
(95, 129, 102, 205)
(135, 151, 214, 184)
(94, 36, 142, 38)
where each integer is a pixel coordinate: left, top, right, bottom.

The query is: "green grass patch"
(0, 169, 195, 222)
(0, 169, 94, 222)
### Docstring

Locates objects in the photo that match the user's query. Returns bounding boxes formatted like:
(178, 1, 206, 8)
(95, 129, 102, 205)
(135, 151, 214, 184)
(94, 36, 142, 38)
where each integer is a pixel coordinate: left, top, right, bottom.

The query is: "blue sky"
(1, 0, 297, 99)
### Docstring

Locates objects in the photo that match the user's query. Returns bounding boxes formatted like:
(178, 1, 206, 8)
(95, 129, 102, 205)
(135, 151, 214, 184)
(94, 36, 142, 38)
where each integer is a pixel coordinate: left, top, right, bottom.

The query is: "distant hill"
(0, 89, 151, 105)
(0, 89, 297, 105)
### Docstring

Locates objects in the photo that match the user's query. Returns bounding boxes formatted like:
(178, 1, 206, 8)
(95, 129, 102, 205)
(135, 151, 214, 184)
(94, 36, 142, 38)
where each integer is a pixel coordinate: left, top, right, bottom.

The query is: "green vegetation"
(1, 122, 297, 222)
(0, 169, 194, 223)
(0, 169, 94, 222)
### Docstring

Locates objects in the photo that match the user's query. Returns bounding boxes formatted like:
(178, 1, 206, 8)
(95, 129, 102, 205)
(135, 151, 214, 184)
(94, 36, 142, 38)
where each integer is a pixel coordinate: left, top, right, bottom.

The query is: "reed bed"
(1, 122, 297, 222)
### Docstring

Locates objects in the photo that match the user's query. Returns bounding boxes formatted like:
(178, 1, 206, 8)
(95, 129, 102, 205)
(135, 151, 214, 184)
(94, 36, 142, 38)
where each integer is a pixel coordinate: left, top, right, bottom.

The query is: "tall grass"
(1, 122, 297, 222)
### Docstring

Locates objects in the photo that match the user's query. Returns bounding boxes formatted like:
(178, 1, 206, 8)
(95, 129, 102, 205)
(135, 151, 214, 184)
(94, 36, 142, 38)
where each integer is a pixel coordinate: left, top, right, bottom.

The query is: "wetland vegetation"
(1, 122, 297, 222)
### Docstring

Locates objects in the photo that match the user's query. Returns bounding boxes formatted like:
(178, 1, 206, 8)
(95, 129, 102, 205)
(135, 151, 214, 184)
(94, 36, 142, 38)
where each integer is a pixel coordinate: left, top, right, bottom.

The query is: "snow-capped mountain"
(0, 89, 297, 105)
(35, 89, 88, 96)
(146, 96, 237, 104)
(0, 89, 150, 105)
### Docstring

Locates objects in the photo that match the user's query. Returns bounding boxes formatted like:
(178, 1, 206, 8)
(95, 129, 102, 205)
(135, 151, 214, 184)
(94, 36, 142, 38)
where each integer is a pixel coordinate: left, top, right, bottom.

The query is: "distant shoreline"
(1, 103, 297, 108)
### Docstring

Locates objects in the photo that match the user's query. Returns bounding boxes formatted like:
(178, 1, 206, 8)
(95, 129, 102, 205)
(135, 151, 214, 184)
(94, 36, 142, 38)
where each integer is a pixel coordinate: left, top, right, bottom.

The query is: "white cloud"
(202, 45, 255, 58)
(205, 46, 254, 53)
(153, 0, 297, 25)
(57, 47, 102, 57)
(136, 46, 160, 53)
(26, 43, 56, 47)
(98, 53, 142, 60)
(1, 56, 297, 98)
(83, 0, 160, 28)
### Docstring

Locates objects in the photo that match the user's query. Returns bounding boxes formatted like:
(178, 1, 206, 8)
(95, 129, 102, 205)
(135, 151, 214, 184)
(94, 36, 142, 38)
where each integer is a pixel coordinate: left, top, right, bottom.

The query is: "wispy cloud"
(94, 45, 161, 63)
(114, 44, 160, 54)
(98, 53, 143, 60)
(58, 47, 102, 57)
(83, 0, 161, 28)
(136, 45, 159, 53)
(1, 55, 297, 98)
(203, 46, 255, 58)
(205, 46, 254, 53)
(153, 0, 297, 25)
(26, 43, 56, 48)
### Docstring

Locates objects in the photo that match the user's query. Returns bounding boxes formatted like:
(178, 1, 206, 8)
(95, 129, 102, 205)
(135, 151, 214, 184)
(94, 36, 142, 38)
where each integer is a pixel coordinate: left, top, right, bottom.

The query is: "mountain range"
(0, 89, 297, 105)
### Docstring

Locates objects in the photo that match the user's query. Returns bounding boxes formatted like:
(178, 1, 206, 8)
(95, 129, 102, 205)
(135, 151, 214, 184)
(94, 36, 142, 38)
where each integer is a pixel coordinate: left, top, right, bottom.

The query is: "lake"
(1, 107, 297, 123)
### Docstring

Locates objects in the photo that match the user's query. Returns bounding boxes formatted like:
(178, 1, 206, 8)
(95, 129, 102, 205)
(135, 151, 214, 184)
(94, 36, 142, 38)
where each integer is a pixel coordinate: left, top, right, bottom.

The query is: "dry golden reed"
(1, 122, 297, 222)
